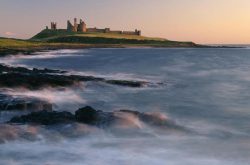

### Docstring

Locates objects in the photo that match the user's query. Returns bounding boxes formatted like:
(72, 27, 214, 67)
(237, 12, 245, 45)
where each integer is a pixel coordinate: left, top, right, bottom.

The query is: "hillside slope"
(31, 29, 198, 47)
(0, 30, 203, 56)
(0, 37, 93, 56)
(31, 29, 165, 41)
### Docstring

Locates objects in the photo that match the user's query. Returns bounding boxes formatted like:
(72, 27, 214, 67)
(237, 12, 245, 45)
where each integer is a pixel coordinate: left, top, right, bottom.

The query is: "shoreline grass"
(0, 30, 204, 56)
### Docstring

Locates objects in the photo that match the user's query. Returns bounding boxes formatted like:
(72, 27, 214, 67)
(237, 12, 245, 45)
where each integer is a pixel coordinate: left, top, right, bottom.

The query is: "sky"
(1, 0, 250, 44)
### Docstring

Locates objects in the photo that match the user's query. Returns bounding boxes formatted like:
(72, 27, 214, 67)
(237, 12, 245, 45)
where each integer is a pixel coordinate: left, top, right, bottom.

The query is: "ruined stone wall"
(65, 18, 141, 36)
(108, 30, 122, 34)
(87, 28, 106, 33)
(121, 29, 141, 36)
(87, 28, 141, 36)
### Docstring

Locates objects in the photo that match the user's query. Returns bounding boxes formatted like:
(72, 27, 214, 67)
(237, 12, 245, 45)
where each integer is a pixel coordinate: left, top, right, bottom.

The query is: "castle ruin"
(50, 22, 57, 30)
(67, 18, 87, 32)
(48, 18, 141, 36)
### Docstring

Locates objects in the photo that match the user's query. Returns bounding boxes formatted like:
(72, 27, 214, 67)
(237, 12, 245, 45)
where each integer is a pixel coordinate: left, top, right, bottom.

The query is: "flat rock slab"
(0, 64, 149, 89)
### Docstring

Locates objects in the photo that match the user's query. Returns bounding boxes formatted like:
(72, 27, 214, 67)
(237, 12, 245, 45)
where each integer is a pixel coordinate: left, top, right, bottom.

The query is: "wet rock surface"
(0, 64, 148, 89)
(0, 94, 52, 111)
(8, 106, 186, 132)
(75, 106, 115, 126)
(0, 64, 65, 74)
(9, 111, 75, 125)
(8, 106, 115, 126)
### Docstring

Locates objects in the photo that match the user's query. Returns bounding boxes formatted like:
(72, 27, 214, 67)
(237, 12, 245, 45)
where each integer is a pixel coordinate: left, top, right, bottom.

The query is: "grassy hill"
(0, 29, 202, 56)
(31, 29, 199, 47)
(31, 29, 166, 41)
(0, 38, 41, 48)
(0, 37, 93, 56)
(0, 38, 44, 56)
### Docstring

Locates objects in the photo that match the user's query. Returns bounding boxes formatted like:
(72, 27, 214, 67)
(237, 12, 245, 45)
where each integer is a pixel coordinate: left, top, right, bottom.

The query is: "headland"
(0, 18, 213, 56)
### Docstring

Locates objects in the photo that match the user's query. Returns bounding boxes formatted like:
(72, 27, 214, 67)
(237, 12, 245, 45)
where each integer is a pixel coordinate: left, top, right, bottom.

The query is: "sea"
(0, 48, 250, 165)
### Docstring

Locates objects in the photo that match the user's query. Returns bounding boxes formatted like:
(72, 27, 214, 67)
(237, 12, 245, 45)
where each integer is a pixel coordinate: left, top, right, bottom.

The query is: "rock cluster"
(9, 106, 114, 126)
(9, 106, 184, 132)
(0, 64, 147, 89)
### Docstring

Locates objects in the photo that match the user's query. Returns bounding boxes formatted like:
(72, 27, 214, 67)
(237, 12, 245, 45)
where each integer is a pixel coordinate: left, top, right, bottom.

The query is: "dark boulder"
(75, 106, 99, 124)
(75, 106, 115, 126)
(9, 110, 75, 125)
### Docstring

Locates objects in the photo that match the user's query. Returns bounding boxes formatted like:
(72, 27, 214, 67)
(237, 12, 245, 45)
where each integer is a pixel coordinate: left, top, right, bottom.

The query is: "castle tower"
(77, 19, 87, 32)
(73, 18, 78, 32)
(51, 22, 57, 30)
(135, 29, 141, 36)
(67, 20, 74, 32)
(67, 18, 88, 32)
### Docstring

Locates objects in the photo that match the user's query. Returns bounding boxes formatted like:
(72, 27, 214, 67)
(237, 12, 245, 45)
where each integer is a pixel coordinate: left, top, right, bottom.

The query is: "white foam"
(0, 49, 87, 66)
(1, 87, 86, 111)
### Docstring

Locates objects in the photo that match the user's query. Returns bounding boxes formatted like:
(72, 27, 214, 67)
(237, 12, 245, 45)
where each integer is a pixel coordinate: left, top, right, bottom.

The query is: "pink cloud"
(4, 31, 16, 36)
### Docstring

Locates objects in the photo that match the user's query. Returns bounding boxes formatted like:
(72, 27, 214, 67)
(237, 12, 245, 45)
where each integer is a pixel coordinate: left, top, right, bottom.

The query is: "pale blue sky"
(1, 0, 250, 44)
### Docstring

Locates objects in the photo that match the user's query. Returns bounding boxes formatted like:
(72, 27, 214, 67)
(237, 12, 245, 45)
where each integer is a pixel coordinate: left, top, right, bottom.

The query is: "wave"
(1, 105, 190, 144)
(0, 49, 87, 66)
(1, 121, 249, 165)
(0, 87, 86, 112)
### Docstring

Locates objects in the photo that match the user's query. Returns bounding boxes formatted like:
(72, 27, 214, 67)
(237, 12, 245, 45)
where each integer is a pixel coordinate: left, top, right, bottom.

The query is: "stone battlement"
(48, 18, 141, 36)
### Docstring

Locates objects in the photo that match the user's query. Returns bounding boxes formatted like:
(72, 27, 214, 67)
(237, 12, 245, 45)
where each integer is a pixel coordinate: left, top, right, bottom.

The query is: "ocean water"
(0, 48, 250, 165)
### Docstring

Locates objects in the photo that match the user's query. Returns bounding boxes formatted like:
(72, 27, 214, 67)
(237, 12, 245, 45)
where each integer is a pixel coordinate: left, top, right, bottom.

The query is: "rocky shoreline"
(0, 63, 182, 132)
(0, 45, 123, 57)
(0, 105, 189, 144)
(8, 106, 186, 132)
(0, 52, 178, 138)
(0, 64, 149, 90)
(0, 63, 160, 113)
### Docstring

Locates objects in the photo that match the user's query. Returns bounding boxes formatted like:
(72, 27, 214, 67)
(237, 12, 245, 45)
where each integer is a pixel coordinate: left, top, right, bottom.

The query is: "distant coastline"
(0, 21, 244, 57)
(0, 39, 243, 57)
(0, 37, 201, 57)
